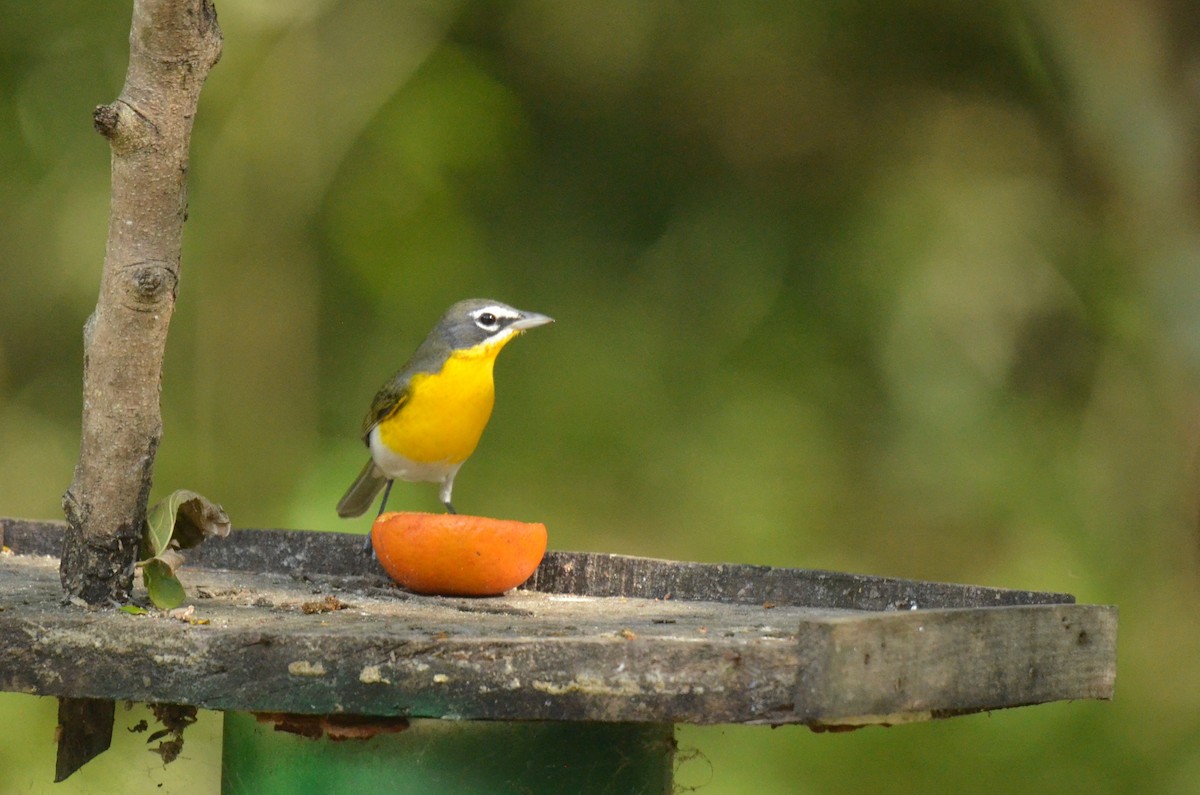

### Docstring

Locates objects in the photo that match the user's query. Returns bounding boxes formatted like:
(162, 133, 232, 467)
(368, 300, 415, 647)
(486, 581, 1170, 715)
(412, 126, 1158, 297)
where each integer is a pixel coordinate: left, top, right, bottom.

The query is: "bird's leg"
(440, 474, 457, 514)
(362, 479, 394, 554)
(377, 479, 394, 515)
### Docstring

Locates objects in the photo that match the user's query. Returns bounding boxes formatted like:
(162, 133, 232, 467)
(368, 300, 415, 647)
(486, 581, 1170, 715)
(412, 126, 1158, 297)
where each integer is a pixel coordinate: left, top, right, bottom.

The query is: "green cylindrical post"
(222, 712, 674, 794)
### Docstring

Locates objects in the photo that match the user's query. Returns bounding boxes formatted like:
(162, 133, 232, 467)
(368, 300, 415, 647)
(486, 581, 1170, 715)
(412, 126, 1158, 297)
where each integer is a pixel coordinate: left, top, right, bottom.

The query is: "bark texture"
(60, 0, 222, 604)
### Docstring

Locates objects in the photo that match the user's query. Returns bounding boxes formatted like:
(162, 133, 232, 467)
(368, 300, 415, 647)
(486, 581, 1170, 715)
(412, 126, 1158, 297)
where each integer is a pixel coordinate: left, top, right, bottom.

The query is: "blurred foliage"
(2, 0, 1200, 792)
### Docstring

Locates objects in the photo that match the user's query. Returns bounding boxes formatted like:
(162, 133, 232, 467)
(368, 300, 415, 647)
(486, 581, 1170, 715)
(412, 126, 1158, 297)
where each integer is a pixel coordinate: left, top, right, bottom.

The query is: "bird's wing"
(360, 383, 410, 443)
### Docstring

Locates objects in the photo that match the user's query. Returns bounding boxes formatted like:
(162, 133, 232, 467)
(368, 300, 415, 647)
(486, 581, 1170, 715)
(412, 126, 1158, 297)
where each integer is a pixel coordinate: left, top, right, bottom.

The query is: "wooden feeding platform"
(0, 518, 1116, 790)
(0, 518, 1115, 725)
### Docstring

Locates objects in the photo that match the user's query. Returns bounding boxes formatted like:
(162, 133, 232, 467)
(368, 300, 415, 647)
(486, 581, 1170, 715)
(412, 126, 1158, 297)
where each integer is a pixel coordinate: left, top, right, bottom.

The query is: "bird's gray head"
(435, 298, 554, 350)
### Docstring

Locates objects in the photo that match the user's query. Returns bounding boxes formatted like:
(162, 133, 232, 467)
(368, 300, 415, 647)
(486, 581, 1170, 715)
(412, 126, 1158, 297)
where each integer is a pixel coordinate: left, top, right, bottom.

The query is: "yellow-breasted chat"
(337, 298, 554, 532)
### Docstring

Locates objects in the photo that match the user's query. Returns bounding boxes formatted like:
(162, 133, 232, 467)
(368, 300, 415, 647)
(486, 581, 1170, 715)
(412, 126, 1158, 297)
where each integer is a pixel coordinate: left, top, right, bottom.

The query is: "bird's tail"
(337, 459, 387, 518)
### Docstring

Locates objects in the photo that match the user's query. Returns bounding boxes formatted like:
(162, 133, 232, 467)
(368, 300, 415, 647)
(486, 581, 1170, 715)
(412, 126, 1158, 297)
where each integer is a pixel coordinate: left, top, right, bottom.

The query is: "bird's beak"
(511, 311, 555, 330)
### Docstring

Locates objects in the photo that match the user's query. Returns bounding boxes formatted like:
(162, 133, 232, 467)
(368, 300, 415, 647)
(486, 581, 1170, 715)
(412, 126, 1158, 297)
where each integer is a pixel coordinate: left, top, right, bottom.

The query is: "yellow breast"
(376, 341, 506, 465)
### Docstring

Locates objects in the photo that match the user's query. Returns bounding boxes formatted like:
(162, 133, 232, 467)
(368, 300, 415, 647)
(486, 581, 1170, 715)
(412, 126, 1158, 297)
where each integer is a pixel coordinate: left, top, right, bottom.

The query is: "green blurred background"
(2, 0, 1199, 792)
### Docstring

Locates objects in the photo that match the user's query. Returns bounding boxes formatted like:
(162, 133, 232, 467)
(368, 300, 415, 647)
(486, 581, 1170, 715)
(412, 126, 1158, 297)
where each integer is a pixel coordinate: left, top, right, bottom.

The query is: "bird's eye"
(478, 312, 497, 327)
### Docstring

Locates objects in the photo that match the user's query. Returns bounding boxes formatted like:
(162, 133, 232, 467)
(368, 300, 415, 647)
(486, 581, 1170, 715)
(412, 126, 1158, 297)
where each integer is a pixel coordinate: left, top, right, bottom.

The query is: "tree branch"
(60, 0, 222, 605)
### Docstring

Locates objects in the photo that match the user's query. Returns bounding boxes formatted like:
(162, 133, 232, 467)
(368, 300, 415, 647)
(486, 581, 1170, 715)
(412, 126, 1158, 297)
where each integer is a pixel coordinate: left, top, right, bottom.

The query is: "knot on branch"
(92, 104, 120, 138)
(119, 261, 178, 310)
(92, 101, 157, 153)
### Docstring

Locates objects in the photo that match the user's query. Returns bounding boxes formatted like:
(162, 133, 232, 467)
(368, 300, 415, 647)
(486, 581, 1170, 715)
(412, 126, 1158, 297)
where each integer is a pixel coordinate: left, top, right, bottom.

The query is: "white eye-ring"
(474, 306, 520, 331)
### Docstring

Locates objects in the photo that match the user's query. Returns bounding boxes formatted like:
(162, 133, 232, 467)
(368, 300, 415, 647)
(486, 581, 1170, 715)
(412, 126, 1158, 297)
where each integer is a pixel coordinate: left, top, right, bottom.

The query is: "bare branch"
(60, 0, 222, 605)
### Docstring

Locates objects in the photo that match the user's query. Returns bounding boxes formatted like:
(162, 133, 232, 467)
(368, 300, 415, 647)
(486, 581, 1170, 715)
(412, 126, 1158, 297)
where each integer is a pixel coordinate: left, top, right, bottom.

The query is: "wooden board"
(0, 519, 1116, 727)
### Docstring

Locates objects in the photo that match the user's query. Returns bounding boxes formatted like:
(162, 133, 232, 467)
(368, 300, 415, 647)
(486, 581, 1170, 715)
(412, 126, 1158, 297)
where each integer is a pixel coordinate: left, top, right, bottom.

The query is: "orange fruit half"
(371, 511, 548, 597)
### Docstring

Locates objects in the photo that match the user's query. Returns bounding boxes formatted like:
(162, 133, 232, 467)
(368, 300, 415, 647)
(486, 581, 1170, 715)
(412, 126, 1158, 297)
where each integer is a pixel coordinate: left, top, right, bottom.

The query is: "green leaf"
(143, 497, 177, 561)
(138, 489, 229, 611)
(143, 559, 187, 611)
(119, 605, 149, 616)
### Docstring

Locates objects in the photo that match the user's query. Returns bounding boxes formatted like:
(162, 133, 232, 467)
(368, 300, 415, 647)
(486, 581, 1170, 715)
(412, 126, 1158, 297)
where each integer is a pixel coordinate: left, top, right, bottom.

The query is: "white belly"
(369, 426, 462, 484)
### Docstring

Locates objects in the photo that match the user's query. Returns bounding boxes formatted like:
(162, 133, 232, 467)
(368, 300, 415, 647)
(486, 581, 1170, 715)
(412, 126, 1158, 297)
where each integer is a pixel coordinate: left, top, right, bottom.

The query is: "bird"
(337, 299, 554, 542)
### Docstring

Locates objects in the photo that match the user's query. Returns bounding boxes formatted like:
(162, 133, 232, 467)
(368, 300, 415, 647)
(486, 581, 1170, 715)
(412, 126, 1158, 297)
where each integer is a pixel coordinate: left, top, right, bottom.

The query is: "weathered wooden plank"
(793, 605, 1118, 727)
(0, 518, 1075, 609)
(526, 551, 1074, 610)
(0, 527, 1117, 727)
(0, 554, 812, 724)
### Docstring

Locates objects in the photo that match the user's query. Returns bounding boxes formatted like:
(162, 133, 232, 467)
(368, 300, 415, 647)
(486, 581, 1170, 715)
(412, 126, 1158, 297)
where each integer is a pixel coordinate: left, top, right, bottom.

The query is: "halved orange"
(371, 511, 547, 597)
